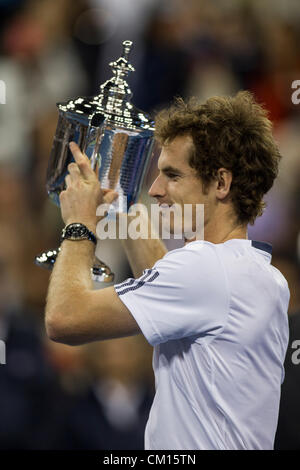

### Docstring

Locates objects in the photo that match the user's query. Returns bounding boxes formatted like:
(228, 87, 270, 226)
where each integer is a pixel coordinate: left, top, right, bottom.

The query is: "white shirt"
(115, 239, 290, 450)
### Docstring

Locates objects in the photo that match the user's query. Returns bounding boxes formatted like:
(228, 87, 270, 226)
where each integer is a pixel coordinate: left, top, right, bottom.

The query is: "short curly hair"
(154, 91, 282, 225)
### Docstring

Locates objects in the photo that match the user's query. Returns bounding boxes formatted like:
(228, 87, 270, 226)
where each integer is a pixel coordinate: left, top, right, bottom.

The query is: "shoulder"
(116, 242, 230, 345)
(269, 263, 289, 289)
(269, 263, 290, 307)
(152, 241, 228, 297)
(155, 240, 222, 268)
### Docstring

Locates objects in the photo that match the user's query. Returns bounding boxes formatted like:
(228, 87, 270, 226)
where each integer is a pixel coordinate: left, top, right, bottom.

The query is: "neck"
(204, 223, 248, 244)
(185, 211, 248, 245)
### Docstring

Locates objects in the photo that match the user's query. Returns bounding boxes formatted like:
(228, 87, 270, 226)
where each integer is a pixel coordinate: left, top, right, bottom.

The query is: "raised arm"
(45, 239, 140, 345)
(45, 142, 141, 345)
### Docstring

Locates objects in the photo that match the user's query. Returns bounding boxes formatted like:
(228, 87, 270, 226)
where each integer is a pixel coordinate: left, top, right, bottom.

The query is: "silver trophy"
(35, 41, 155, 282)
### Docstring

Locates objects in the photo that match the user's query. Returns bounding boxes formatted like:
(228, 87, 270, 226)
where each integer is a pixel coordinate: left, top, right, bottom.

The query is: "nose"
(148, 174, 166, 199)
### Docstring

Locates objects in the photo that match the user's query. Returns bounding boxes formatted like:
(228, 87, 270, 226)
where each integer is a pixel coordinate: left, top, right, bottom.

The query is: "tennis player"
(45, 91, 290, 450)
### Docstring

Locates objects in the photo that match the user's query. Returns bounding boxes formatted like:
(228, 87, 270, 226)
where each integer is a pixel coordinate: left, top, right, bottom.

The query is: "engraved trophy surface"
(35, 41, 155, 282)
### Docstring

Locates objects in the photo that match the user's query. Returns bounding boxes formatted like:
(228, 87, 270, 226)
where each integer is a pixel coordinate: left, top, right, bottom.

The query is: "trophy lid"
(92, 40, 154, 131)
(56, 41, 154, 131)
(57, 95, 102, 121)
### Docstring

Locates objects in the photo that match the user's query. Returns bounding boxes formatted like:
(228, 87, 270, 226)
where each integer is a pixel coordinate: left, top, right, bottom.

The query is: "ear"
(216, 168, 232, 200)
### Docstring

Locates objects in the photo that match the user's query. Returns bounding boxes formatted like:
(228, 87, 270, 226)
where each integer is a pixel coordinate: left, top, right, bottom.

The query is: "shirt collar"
(251, 240, 273, 256)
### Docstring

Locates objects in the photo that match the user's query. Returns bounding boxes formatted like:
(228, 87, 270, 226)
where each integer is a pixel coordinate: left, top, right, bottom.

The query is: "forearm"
(119, 213, 167, 278)
(121, 237, 167, 278)
(45, 239, 95, 338)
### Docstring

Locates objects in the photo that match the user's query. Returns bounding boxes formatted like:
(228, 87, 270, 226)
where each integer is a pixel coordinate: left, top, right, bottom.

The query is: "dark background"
(0, 0, 299, 450)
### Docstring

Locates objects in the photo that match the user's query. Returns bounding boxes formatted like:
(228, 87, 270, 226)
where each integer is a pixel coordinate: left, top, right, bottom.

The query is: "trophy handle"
(35, 248, 114, 283)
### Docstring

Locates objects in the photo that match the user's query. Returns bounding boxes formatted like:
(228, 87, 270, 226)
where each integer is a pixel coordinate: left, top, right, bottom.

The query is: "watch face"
(61, 223, 96, 245)
(66, 223, 88, 239)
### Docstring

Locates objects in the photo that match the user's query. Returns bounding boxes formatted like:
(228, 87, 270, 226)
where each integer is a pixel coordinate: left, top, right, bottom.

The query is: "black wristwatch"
(61, 223, 97, 245)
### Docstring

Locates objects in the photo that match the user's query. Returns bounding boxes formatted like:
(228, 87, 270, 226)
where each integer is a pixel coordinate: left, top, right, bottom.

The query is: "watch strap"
(61, 223, 97, 245)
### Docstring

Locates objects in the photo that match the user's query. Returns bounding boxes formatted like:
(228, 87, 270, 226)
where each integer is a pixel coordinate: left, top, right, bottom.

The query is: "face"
(148, 135, 216, 239)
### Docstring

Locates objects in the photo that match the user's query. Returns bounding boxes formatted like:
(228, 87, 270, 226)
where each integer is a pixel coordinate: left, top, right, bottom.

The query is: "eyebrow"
(159, 165, 184, 176)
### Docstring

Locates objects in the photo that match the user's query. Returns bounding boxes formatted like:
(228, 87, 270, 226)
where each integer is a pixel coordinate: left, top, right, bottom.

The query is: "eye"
(166, 173, 180, 180)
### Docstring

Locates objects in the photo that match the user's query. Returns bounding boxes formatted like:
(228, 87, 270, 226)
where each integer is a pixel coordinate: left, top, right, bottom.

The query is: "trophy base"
(35, 248, 114, 283)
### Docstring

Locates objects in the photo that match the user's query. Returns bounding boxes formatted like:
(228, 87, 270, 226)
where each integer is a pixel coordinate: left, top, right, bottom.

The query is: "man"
(45, 91, 290, 450)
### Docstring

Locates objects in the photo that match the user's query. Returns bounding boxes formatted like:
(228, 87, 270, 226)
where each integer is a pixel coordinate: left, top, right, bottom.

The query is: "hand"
(59, 142, 118, 232)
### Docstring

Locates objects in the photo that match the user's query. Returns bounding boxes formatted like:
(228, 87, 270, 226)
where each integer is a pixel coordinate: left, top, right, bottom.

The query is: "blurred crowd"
(0, 0, 299, 450)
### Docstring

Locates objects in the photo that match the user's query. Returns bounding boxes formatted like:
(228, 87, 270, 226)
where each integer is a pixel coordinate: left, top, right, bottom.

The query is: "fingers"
(68, 162, 80, 175)
(103, 189, 119, 205)
(66, 145, 118, 206)
(65, 174, 72, 188)
(69, 142, 95, 181)
(67, 162, 80, 183)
